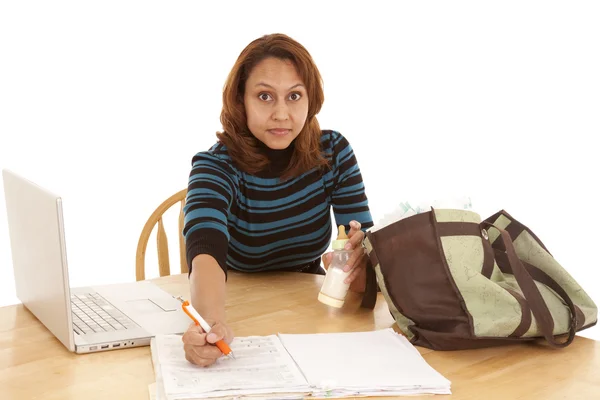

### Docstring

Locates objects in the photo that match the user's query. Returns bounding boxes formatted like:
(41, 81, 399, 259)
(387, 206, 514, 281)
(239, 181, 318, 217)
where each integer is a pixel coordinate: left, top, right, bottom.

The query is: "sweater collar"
(256, 139, 295, 177)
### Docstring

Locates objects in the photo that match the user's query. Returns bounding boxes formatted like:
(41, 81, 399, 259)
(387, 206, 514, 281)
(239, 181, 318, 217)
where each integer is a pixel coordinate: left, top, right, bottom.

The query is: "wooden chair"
(136, 189, 188, 281)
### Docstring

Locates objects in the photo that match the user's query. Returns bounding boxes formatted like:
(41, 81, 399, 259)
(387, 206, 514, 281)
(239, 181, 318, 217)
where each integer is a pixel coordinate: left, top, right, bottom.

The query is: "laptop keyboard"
(71, 293, 137, 335)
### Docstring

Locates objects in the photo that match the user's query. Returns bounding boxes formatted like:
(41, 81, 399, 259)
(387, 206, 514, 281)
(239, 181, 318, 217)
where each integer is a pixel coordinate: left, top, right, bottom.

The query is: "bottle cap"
(332, 225, 349, 250)
(318, 292, 344, 308)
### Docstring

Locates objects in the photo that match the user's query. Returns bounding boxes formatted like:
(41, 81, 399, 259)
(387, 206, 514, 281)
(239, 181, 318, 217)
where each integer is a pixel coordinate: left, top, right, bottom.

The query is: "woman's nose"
(272, 102, 289, 121)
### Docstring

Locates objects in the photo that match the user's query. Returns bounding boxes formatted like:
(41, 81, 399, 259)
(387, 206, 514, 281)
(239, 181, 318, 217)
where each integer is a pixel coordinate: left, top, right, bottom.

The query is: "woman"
(181, 33, 375, 366)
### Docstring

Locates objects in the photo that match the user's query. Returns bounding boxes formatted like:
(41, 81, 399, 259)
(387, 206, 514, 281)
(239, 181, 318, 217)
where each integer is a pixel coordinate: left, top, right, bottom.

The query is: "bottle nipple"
(332, 225, 349, 250)
(337, 225, 348, 240)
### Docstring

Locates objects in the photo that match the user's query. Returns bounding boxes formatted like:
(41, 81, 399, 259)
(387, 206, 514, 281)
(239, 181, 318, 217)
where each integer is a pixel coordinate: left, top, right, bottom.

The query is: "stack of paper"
(149, 328, 451, 399)
(149, 334, 311, 399)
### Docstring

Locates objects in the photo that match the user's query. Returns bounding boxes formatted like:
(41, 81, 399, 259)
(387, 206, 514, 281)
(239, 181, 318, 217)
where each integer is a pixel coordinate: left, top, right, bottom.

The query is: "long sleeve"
(329, 132, 374, 233)
(183, 151, 237, 276)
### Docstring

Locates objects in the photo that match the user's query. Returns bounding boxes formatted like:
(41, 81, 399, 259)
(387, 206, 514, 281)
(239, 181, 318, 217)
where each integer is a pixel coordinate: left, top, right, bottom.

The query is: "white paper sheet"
(277, 328, 451, 394)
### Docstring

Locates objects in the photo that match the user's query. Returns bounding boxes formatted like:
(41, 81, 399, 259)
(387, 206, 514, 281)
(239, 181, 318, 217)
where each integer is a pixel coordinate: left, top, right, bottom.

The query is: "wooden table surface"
(1, 271, 598, 400)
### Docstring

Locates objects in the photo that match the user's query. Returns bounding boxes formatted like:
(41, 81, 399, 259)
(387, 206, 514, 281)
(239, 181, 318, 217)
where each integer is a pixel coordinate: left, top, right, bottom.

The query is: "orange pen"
(176, 296, 235, 359)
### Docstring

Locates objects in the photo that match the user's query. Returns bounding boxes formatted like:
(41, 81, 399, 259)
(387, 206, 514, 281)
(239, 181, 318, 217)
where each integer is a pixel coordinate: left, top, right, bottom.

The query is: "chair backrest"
(136, 189, 188, 281)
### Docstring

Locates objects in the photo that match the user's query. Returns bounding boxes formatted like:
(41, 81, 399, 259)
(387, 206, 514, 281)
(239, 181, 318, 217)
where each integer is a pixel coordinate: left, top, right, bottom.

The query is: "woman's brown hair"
(217, 33, 329, 179)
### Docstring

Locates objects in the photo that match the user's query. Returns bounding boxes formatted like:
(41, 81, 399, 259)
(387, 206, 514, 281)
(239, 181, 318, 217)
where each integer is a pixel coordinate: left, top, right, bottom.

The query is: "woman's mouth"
(268, 129, 290, 136)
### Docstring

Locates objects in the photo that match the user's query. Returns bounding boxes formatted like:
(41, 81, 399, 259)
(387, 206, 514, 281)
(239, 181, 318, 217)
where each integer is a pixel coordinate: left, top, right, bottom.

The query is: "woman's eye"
(289, 92, 302, 101)
(259, 93, 272, 101)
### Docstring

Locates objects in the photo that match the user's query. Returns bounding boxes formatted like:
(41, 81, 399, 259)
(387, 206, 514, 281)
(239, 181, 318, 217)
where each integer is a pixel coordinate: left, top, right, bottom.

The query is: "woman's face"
(243, 57, 309, 150)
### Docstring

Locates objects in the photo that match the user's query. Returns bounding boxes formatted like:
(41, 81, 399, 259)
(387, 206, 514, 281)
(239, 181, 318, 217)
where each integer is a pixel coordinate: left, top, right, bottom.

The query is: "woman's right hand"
(181, 320, 234, 367)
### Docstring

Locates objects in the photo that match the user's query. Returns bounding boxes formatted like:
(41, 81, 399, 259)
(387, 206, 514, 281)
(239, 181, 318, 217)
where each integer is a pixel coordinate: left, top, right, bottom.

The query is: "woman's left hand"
(323, 220, 369, 293)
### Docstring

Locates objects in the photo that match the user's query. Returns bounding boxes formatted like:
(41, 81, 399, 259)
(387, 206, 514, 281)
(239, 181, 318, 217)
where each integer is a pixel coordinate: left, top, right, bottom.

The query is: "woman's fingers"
(182, 321, 235, 366)
(184, 344, 220, 367)
(345, 221, 365, 251)
(347, 220, 362, 239)
(182, 323, 207, 344)
(345, 260, 362, 282)
(343, 223, 366, 272)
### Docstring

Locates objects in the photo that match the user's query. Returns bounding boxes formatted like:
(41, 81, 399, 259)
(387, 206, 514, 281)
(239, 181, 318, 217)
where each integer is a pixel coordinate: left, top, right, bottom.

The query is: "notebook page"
(153, 334, 310, 399)
(277, 328, 451, 392)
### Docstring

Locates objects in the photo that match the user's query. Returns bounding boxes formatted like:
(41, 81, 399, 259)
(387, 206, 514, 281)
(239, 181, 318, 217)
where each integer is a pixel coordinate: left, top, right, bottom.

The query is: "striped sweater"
(183, 130, 373, 276)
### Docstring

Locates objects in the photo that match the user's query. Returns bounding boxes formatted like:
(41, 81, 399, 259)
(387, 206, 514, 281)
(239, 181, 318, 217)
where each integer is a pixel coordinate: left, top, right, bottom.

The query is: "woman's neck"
(256, 140, 295, 178)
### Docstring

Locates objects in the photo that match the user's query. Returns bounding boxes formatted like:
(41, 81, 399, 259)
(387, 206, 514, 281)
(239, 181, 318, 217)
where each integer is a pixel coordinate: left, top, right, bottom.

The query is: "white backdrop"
(1, 1, 598, 340)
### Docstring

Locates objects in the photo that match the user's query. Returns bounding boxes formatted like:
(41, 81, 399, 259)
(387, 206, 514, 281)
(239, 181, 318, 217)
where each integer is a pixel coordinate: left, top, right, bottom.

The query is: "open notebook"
(149, 328, 451, 399)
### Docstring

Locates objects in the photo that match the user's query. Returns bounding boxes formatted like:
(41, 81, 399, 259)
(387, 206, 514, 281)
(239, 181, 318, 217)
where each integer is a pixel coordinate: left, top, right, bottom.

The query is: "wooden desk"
(1, 271, 598, 400)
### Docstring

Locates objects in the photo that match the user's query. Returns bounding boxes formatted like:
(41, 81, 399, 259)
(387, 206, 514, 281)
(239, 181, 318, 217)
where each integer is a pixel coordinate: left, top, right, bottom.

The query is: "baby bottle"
(318, 225, 352, 308)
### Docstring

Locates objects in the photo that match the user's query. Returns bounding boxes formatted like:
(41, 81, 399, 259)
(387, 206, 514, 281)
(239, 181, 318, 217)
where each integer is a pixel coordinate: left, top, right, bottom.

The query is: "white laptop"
(2, 169, 191, 354)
